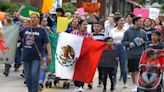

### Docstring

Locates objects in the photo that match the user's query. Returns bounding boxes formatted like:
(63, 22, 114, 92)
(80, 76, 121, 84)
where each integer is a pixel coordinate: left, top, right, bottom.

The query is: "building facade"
(10, 0, 141, 17)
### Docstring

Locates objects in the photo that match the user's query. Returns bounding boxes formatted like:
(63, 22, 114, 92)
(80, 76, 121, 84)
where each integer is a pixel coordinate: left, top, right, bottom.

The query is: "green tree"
(0, 1, 19, 14)
(62, 3, 77, 14)
(140, 0, 164, 12)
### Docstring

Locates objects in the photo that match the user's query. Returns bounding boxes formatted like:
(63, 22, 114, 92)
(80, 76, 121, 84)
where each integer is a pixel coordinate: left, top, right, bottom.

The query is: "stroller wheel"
(156, 85, 162, 92)
(63, 82, 67, 89)
(54, 80, 57, 86)
(49, 81, 52, 88)
(45, 81, 49, 88)
(66, 83, 70, 89)
(137, 88, 144, 92)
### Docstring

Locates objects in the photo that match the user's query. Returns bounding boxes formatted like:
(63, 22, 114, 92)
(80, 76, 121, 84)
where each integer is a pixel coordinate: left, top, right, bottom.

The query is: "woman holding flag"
(72, 20, 93, 92)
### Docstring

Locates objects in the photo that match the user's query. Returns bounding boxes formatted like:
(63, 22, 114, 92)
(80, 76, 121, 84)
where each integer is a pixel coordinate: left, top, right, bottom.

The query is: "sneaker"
(131, 85, 137, 92)
(3, 72, 8, 76)
(110, 84, 114, 91)
(39, 84, 43, 91)
(123, 84, 128, 88)
(78, 87, 84, 92)
(88, 84, 92, 89)
(73, 87, 79, 92)
(127, 74, 131, 79)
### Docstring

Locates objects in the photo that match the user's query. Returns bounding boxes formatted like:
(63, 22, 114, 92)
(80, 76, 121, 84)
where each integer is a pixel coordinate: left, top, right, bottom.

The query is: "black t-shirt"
(143, 27, 156, 41)
(147, 42, 164, 49)
(19, 26, 49, 61)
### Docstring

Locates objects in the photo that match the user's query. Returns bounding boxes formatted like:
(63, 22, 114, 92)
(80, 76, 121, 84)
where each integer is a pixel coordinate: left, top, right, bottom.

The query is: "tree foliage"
(140, 0, 164, 12)
(63, 3, 77, 14)
(0, 1, 19, 14)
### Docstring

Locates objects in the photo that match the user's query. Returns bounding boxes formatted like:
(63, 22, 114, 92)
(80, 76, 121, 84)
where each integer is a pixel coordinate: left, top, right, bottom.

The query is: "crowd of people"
(0, 5, 164, 92)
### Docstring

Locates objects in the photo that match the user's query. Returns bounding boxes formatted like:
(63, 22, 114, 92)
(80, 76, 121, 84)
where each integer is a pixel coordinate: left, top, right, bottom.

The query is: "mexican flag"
(48, 33, 58, 72)
(55, 32, 106, 83)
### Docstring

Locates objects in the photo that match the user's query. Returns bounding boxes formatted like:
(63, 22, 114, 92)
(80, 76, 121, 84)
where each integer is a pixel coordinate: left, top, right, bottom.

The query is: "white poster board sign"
(49, 0, 63, 14)
(149, 8, 160, 19)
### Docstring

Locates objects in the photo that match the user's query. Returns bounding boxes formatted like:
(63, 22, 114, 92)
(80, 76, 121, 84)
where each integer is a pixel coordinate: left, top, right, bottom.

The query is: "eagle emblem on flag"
(56, 45, 78, 67)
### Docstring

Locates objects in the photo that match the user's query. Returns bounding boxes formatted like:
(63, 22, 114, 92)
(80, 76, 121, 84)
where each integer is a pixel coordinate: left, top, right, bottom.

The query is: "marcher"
(19, 13, 52, 92)
(143, 18, 157, 41)
(92, 22, 105, 87)
(66, 18, 79, 33)
(3, 14, 13, 76)
(122, 16, 148, 92)
(124, 13, 135, 31)
(154, 18, 163, 32)
(38, 17, 53, 91)
(147, 31, 164, 49)
(72, 20, 93, 92)
(109, 16, 128, 88)
(104, 13, 115, 38)
(99, 37, 119, 92)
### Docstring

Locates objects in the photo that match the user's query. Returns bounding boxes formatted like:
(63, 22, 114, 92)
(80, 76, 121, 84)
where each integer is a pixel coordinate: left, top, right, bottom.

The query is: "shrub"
(63, 2, 77, 14)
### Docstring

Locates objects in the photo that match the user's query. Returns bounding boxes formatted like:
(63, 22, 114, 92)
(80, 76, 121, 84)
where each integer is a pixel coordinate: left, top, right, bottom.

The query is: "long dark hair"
(114, 16, 123, 27)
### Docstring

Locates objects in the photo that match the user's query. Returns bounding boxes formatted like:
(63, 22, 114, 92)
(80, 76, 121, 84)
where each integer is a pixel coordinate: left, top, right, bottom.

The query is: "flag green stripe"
(47, 33, 58, 73)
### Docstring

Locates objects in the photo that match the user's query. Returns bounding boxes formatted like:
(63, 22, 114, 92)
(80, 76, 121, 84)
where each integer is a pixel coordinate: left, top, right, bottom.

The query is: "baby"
(142, 50, 161, 87)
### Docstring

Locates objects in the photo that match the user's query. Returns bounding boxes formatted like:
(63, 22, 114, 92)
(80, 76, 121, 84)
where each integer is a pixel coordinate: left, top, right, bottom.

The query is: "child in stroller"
(141, 50, 161, 87)
(137, 49, 164, 92)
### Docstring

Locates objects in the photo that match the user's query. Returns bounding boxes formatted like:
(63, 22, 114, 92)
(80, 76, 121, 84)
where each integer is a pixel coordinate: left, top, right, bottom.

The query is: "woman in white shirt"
(104, 13, 115, 38)
(109, 16, 127, 88)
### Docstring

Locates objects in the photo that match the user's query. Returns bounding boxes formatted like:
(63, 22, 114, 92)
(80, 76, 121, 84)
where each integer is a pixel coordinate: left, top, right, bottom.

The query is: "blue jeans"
(39, 54, 48, 85)
(23, 60, 40, 92)
(114, 44, 127, 84)
(14, 47, 22, 68)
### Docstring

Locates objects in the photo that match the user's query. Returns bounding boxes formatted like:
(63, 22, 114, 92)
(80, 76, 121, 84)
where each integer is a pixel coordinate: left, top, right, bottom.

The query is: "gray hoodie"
(122, 27, 148, 59)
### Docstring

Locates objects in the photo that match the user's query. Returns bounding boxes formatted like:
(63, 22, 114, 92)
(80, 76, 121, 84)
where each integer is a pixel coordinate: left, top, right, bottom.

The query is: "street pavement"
(0, 64, 133, 92)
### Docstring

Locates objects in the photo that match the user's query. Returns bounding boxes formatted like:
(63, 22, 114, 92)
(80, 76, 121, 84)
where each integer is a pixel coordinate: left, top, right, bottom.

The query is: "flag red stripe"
(73, 38, 106, 83)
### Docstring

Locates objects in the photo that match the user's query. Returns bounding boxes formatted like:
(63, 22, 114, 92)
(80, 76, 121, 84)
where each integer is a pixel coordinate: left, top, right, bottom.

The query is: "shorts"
(128, 58, 140, 72)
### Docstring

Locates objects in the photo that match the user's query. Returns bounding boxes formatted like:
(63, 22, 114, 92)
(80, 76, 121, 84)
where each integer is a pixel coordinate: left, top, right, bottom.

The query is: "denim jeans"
(23, 60, 40, 92)
(39, 54, 48, 85)
(14, 47, 22, 68)
(39, 68, 46, 85)
(4, 64, 11, 75)
(114, 44, 127, 84)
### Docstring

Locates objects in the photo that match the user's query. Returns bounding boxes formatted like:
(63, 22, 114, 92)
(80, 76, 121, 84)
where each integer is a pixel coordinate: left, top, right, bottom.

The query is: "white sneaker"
(73, 87, 79, 92)
(131, 85, 137, 92)
(123, 84, 128, 88)
(78, 87, 84, 92)
(127, 75, 131, 79)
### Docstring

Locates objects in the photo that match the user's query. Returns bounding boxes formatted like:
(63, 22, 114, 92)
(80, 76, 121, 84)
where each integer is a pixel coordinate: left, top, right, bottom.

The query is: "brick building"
(10, 0, 141, 17)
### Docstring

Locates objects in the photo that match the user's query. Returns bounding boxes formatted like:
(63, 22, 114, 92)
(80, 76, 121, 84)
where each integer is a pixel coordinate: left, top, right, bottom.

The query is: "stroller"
(137, 49, 164, 92)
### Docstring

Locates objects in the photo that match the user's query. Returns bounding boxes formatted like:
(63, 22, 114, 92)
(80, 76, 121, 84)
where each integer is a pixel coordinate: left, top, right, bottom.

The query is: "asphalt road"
(0, 64, 133, 92)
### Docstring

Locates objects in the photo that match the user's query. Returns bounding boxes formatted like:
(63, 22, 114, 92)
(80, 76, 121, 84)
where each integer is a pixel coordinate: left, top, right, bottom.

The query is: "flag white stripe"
(55, 32, 84, 79)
